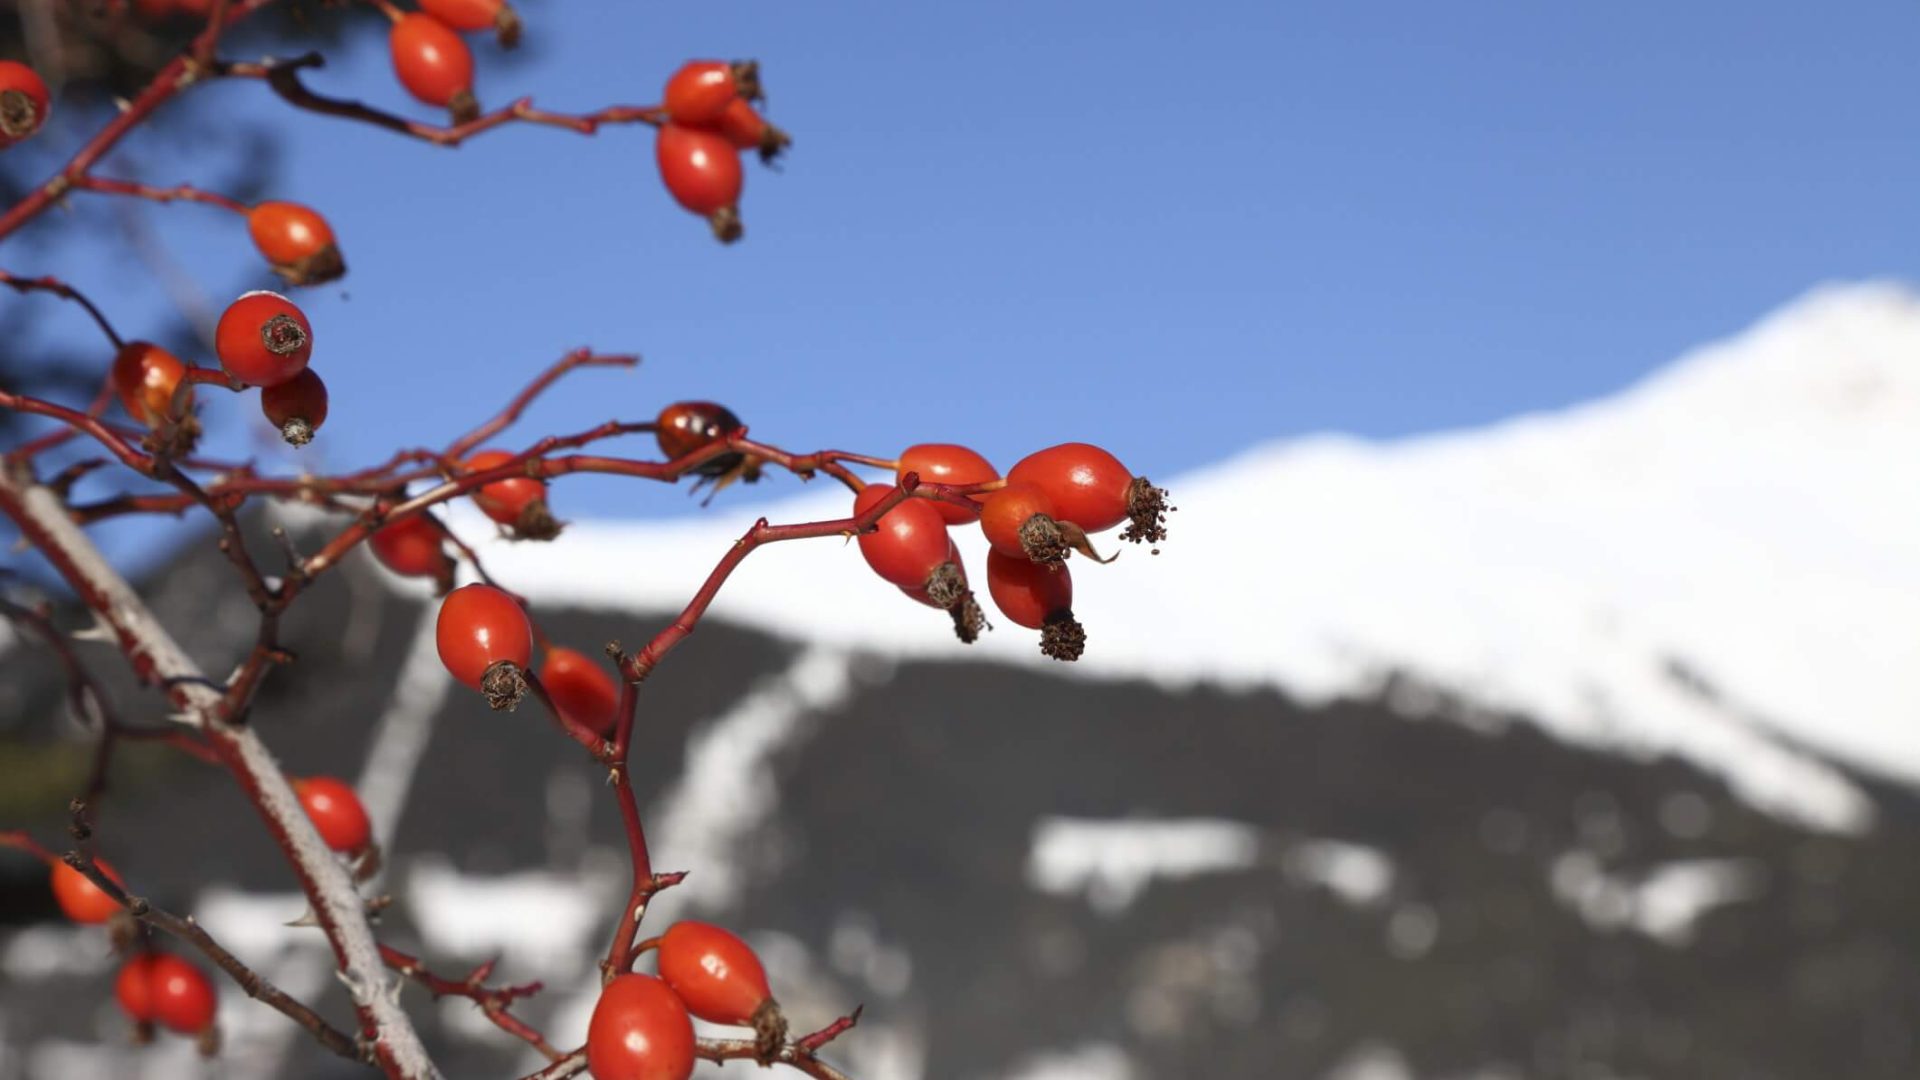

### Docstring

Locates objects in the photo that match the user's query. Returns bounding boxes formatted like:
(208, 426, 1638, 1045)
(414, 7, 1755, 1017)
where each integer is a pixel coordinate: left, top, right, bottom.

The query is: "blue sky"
(8, 0, 1920, 524)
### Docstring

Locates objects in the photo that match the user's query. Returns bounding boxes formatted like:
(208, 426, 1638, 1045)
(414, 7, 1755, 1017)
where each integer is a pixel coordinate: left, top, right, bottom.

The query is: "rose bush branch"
(0, 467, 437, 1078)
(379, 944, 561, 1061)
(227, 52, 669, 149)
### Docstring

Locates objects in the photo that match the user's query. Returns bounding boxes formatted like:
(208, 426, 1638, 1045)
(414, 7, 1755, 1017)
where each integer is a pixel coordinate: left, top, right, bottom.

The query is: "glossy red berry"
(291, 776, 373, 854)
(541, 646, 620, 737)
(369, 514, 455, 589)
(420, 0, 520, 46)
(463, 449, 557, 537)
(261, 368, 328, 446)
(896, 444, 998, 524)
(656, 124, 744, 243)
(147, 953, 217, 1034)
(391, 13, 478, 122)
(985, 549, 1084, 661)
(0, 61, 51, 147)
(658, 921, 778, 1027)
(854, 484, 958, 594)
(115, 953, 159, 1022)
(662, 60, 759, 126)
(436, 583, 533, 697)
(1008, 442, 1170, 546)
(655, 401, 745, 477)
(50, 858, 124, 924)
(586, 973, 695, 1080)
(214, 290, 312, 387)
(111, 341, 192, 428)
(712, 97, 790, 163)
(247, 201, 344, 285)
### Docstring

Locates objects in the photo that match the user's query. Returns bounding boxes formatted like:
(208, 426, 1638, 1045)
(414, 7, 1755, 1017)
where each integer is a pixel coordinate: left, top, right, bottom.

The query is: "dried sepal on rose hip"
(656, 124, 745, 243)
(215, 290, 313, 387)
(986, 548, 1085, 661)
(420, 0, 521, 48)
(461, 448, 561, 540)
(587, 973, 696, 1080)
(1008, 442, 1172, 550)
(900, 539, 988, 643)
(436, 583, 534, 709)
(247, 201, 345, 286)
(369, 512, 457, 593)
(979, 481, 1109, 566)
(894, 443, 999, 524)
(0, 60, 50, 147)
(657, 921, 787, 1063)
(390, 12, 480, 123)
(260, 368, 328, 446)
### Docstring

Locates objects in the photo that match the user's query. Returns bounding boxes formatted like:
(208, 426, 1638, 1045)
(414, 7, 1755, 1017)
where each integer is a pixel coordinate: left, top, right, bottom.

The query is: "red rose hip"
(586, 973, 695, 1080)
(215, 291, 312, 387)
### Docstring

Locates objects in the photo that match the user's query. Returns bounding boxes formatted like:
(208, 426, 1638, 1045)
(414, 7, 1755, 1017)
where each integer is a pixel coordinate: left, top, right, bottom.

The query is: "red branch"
(379, 944, 560, 1060)
(226, 52, 668, 148)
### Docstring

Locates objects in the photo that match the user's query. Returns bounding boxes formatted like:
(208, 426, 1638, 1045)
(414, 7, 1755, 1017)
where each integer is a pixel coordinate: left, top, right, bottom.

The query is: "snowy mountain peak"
(1638, 281, 1920, 424)
(415, 282, 1918, 835)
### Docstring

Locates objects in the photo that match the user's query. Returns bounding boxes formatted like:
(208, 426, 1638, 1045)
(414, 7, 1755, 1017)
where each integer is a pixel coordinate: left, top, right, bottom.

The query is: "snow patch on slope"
(444, 283, 1920, 833)
(1027, 817, 1262, 914)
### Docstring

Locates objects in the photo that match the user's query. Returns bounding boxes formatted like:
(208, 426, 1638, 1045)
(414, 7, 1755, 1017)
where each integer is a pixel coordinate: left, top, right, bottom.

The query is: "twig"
(227, 52, 668, 148)
(60, 850, 365, 1064)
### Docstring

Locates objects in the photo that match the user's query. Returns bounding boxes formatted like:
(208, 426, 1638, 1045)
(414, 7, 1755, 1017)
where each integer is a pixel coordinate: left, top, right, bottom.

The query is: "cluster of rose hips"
(656, 61, 789, 243)
(54, 855, 222, 1051)
(34, 774, 375, 1055)
(591, 920, 787, 1080)
(863, 441, 1171, 661)
(109, 289, 329, 449)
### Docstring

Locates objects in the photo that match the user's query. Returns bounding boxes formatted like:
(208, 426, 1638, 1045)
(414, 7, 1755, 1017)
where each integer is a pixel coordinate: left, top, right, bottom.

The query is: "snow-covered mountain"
(451, 281, 1920, 833)
(8, 282, 1919, 1080)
